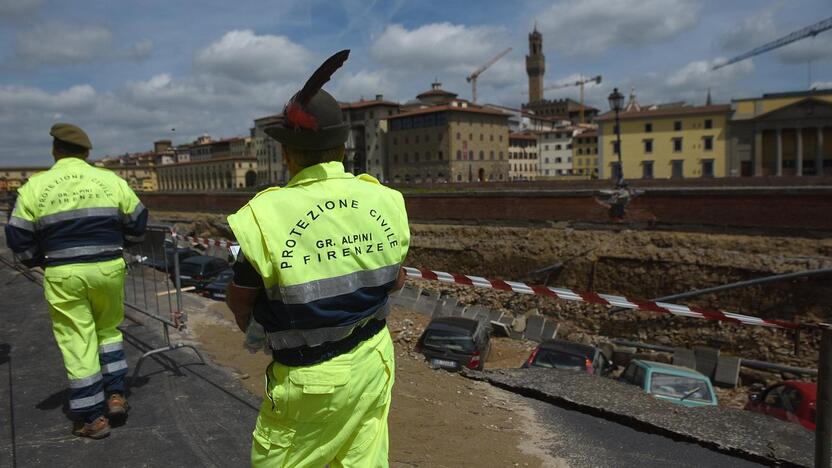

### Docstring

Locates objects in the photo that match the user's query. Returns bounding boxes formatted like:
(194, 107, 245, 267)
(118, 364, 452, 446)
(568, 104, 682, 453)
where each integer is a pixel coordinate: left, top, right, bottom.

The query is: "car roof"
(785, 380, 818, 398)
(539, 339, 596, 355)
(632, 360, 710, 379)
(181, 255, 224, 265)
(426, 316, 480, 333)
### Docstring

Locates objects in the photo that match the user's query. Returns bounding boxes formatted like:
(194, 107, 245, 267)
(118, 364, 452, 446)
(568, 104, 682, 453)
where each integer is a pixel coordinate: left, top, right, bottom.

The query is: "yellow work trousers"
(251, 327, 395, 468)
(43, 258, 127, 420)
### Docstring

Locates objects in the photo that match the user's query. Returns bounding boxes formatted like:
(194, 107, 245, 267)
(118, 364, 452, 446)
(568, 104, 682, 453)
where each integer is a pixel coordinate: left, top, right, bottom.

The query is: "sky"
(0, 0, 830, 166)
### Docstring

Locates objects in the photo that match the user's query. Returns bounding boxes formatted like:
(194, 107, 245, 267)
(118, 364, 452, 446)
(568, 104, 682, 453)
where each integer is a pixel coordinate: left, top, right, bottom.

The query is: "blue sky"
(1, 0, 830, 165)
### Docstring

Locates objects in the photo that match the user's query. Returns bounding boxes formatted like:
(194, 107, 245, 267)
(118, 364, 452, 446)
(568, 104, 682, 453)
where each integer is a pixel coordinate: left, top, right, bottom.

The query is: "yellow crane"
(466, 47, 512, 103)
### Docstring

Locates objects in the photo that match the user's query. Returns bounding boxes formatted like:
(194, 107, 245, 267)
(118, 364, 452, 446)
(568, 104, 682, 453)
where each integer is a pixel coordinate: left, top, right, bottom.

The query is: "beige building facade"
(729, 89, 832, 176)
(158, 156, 258, 191)
(252, 114, 286, 186)
(572, 130, 598, 178)
(0, 167, 48, 191)
(386, 101, 510, 183)
(508, 132, 538, 180)
(342, 96, 399, 181)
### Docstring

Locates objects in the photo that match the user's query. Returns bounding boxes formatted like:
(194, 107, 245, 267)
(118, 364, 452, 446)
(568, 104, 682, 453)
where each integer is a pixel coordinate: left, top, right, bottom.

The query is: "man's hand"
(390, 267, 407, 293)
(226, 282, 259, 332)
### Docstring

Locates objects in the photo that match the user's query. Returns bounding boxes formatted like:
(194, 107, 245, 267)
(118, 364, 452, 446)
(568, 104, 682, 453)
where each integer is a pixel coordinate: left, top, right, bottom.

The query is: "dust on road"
(183, 298, 564, 467)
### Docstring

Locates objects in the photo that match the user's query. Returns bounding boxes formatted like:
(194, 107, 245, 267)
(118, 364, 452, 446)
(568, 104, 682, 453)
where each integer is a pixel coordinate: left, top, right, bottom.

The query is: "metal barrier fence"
(124, 224, 205, 381)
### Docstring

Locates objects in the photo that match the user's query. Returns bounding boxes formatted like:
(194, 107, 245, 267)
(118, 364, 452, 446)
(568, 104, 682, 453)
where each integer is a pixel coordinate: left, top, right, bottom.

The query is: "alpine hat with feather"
(265, 49, 350, 150)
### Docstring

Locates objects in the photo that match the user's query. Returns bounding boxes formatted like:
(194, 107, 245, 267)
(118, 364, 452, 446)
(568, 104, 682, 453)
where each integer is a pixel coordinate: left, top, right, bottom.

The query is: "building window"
(499, 151, 504, 160)
(490, 135, 494, 141)
(671, 159, 684, 178)
(479, 151, 484, 160)
(672, 138, 683, 152)
(703, 136, 713, 151)
(555, 157, 562, 163)
(456, 132, 460, 140)
(499, 135, 503, 142)
(469, 133, 472, 140)
(456, 150, 462, 160)
(414, 152, 420, 162)
(613, 141, 620, 154)
(702, 159, 714, 178)
(642, 161, 654, 179)
(644, 139, 653, 153)
(438, 151, 443, 160)
(490, 151, 495, 160)
(544, 157, 549, 163)
(577, 148, 583, 155)
(673, 121, 682, 131)
(545, 145, 549, 150)
(457, 174, 462, 181)
(704, 119, 713, 129)
(479, 134, 484, 141)
(645, 123, 653, 133)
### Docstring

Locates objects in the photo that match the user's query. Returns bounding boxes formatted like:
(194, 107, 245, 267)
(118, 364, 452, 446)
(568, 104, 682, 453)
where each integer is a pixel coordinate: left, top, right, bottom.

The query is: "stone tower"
(526, 26, 545, 104)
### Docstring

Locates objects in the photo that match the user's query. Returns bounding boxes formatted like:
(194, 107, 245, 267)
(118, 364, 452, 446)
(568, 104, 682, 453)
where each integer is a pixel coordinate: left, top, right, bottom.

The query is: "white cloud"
(812, 81, 832, 90)
(334, 69, 397, 102)
(194, 30, 311, 84)
(12, 23, 152, 67)
(536, 0, 700, 55)
(371, 23, 508, 70)
(666, 57, 754, 90)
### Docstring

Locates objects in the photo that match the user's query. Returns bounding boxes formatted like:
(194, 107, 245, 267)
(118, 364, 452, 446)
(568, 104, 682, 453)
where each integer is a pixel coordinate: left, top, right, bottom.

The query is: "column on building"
(754, 129, 763, 177)
(796, 127, 803, 176)
(775, 128, 783, 177)
(817, 126, 824, 176)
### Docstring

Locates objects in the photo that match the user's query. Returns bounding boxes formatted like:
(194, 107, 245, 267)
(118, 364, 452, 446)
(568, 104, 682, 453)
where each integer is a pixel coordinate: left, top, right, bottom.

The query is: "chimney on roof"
(375, 94, 383, 101)
(431, 81, 442, 90)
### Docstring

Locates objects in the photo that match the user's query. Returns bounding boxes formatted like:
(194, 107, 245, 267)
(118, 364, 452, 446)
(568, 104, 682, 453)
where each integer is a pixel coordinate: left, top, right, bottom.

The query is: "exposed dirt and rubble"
(153, 210, 831, 403)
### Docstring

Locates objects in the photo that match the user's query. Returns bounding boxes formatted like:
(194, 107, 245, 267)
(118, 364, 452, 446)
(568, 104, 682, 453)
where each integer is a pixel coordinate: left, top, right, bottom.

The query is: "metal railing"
(123, 224, 205, 381)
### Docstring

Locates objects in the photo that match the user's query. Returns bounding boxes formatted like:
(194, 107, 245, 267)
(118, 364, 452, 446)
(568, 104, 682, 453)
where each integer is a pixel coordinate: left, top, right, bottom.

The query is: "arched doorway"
(245, 170, 257, 187)
(478, 168, 485, 182)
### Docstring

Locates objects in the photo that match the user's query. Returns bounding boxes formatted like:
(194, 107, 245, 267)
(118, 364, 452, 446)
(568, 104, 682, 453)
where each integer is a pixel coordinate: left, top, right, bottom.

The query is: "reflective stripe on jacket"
(4, 157, 148, 267)
(227, 161, 410, 358)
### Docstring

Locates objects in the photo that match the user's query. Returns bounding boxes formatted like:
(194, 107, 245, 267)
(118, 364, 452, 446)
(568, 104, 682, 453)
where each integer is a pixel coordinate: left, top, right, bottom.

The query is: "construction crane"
(713, 15, 832, 70)
(466, 47, 512, 103)
(537, 75, 602, 124)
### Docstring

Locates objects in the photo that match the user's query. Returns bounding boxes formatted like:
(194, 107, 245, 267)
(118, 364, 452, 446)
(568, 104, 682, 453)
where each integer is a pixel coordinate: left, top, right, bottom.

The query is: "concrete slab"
(694, 346, 720, 380)
(524, 315, 545, 342)
(541, 320, 559, 341)
(464, 368, 812, 467)
(714, 356, 742, 388)
(673, 348, 697, 370)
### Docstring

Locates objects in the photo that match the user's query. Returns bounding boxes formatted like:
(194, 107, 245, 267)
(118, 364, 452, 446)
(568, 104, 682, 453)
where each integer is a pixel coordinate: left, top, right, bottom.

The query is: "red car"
(745, 381, 816, 431)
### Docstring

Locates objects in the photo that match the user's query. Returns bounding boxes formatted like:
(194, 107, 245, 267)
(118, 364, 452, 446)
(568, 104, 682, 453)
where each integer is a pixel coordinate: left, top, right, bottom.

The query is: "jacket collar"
(286, 161, 353, 187)
(52, 157, 88, 169)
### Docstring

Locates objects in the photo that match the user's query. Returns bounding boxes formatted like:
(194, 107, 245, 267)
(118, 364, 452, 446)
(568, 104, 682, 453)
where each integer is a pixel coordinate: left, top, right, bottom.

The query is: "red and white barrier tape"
(180, 235, 237, 250)
(402, 266, 800, 330)
(167, 233, 799, 330)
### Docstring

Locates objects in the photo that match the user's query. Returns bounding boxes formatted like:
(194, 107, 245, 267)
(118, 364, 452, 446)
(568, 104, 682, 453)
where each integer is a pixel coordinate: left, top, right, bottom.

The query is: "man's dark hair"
(285, 145, 344, 168)
(53, 138, 89, 158)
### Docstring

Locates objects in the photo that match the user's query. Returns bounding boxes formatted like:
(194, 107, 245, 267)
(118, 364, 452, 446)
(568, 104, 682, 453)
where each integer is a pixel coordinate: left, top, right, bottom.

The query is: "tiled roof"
(595, 104, 732, 121)
(340, 99, 399, 109)
(385, 104, 510, 120)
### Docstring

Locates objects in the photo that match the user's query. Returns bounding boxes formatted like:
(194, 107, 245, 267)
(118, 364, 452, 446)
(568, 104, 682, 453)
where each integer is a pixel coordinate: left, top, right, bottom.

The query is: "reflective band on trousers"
(69, 391, 105, 410)
(36, 207, 120, 229)
(99, 342, 124, 353)
(267, 303, 390, 350)
(8, 216, 34, 232)
(267, 263, 400, 304)
(69, 372, 103, 389)
(16, 246, 39, 261)
(44, 244, 123, 259)
(102, 360, 128, 374)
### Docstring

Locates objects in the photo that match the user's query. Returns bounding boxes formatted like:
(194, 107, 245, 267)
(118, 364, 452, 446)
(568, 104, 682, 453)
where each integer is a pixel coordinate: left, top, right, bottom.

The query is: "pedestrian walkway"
(0, 258, 259, 467)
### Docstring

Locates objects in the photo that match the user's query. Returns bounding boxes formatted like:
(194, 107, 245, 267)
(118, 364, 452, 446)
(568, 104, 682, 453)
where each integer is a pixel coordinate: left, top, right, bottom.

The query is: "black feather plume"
(295, 49, 350, 106)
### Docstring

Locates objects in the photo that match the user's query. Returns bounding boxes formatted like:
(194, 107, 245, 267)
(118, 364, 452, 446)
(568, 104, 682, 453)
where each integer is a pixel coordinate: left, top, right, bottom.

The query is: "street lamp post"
(608, 88, 625, 186)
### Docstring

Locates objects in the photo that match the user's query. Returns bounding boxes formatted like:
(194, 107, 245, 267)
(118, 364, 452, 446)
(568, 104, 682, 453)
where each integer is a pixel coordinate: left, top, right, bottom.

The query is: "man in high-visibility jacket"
(5, 123, 148, 439)
(226, 50, 410, 467)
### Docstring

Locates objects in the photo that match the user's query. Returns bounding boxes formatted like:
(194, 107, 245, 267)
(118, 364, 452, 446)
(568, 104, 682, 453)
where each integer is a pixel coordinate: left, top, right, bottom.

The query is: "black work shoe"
(72, 416, 111, 439)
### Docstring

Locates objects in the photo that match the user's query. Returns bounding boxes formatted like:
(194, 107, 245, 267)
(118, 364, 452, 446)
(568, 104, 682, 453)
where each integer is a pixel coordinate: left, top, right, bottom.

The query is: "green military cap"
(50, 123, 92, 150)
